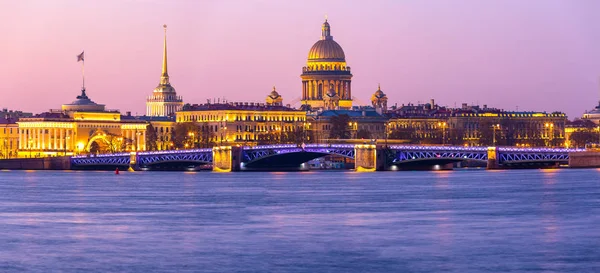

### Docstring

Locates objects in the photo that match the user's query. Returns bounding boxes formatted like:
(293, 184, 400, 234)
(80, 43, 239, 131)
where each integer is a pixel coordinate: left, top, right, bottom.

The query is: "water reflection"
(0, 169, 598, 272)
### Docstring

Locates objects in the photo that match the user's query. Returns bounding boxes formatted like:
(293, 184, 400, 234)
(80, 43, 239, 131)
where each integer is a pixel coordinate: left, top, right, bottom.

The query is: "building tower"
(146, 25, 184, 117)
(301, 19, 352, 110)
(371, 84, 388, 113)
(266, 86, 283, 106)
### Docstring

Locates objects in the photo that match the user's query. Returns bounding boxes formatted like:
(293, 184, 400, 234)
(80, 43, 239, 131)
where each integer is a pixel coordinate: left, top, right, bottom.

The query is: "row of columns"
(302, 80, 351, 100)
(146, 102, 182, 117)
(19, 128, 73, 151)
(123, 129, 146, 151)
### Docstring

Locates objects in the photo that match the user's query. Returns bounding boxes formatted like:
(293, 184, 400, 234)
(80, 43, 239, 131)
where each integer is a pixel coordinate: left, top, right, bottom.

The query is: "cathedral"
(146, 25, 184, 117)
(301, 19, 353, 110)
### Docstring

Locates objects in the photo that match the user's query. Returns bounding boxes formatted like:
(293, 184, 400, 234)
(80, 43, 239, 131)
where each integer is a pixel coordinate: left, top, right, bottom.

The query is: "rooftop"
(182, 102, 302, 112)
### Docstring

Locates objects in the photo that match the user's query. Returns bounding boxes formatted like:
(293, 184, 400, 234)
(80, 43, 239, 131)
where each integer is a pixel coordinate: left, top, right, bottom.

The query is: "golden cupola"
(301, 19, 353, 110)
(307, 20, 346, 62)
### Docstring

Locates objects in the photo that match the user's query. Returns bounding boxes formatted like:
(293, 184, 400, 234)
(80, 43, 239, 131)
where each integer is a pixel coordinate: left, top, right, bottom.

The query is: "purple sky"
(2, 0, 600, 119)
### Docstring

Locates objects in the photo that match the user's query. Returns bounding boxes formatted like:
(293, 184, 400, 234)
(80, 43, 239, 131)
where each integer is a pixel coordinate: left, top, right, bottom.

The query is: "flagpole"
(81, 58, 85, 89)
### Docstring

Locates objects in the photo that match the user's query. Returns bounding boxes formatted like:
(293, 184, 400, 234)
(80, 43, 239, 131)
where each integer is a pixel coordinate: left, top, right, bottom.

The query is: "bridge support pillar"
(354, 144, 386, 172)
(128, 152, 139, 171)
(487, 147, 499, 169)
(212, 146, 242, 172)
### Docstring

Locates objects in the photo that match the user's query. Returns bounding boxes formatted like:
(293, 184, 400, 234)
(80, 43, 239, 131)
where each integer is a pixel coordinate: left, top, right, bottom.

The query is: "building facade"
(309, 108, 389, 143)
(146, 25, 184, 117)
(301, 19, 353, 110)
(0, 118, 19, 159)
(387, 101, 567, 147)
(17, 88, 147, 157)
(139, 116, 176, 151)
(176, 102, 306, 146)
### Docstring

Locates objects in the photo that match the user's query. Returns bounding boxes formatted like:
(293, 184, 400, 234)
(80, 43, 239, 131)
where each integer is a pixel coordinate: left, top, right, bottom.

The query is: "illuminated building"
(581, 100, 600, 125)
(0, 118, 19, 159)
(309, 108, 388, 142)
(17, 88, 147, 157)
(301, 19, 352, 110)
(146, 25, 184, 117)
(138, 116, 176, 151)
(176, 101, 306, 145)
(564, 119, 599, 148)
(388, 101, 567, 147)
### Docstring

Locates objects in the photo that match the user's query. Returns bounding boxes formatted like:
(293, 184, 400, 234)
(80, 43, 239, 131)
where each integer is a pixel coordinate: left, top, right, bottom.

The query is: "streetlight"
(385, 122, 392, 147)
(303, 122, 311, 144)
(438, 122, 447, 145)
(544, 123, 554, 147)
(3, 139, 7, 159)
(492, 124, 500, 146)
(188, 132, 195, 149)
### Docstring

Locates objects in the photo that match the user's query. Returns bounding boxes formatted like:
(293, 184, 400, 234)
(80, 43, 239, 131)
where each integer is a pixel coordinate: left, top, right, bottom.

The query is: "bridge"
(70, 144, 584, 171)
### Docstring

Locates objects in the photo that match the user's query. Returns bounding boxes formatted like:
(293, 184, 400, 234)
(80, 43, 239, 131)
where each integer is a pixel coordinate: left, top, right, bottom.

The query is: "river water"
(0, 169, 599, 272)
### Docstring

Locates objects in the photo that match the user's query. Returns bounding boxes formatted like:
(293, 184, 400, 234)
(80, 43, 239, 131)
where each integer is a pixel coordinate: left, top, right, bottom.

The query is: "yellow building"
(17, 88, 147, 157)
(0, 118, 19, 159)
(176, 102, 306, 146)
(141, 117, 176, 150)
(301, 19, 353, 110)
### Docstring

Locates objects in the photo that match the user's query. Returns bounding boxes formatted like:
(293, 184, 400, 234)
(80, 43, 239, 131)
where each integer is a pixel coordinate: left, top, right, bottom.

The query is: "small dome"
(373, 84, 386, 98)
(62, 88, 106, 112)
(269, 86, 281, 99)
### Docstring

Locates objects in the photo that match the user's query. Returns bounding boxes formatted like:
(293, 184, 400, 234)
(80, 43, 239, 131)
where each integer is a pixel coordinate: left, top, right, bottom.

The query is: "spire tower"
(146, 24, 184, 117)
(160, 24, 169, 85)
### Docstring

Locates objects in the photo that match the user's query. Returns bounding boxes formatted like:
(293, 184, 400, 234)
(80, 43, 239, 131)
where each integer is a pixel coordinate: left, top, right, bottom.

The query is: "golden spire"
(273, 85, 276, 91)
(378, 83, 381, 90)
(160, 24, 169, 85)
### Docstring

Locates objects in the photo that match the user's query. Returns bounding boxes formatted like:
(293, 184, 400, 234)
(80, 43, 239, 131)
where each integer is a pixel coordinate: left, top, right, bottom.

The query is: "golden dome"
(307, 20, 346, 62)
(308, 40, 345, 62)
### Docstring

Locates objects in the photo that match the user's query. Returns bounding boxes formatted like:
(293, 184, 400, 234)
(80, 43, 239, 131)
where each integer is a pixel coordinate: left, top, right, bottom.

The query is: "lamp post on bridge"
(544, 123, 554, 147)
(492, 124, 500, 146)
(385, 122, 392, 147)
(438, 122, 447, 145)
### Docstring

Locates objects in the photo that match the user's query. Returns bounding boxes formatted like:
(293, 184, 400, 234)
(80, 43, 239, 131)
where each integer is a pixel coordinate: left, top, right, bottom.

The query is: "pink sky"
(2, 0, 600, 119)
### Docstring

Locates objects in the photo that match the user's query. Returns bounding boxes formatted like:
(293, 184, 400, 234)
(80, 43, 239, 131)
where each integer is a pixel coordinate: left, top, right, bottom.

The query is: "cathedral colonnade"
(302, 79, 351, 100)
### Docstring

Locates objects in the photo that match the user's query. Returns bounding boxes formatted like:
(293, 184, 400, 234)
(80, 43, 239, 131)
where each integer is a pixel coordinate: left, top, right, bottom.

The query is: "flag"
(77, 51, 84, 62)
